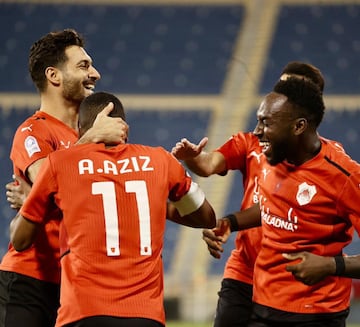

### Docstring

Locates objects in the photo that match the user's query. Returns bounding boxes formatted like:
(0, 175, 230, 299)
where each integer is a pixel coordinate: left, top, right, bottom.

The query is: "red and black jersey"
(216, 132, 263, 284)
(1, 111, 78, 284)
(254, 138, 360, 314)
(20, 143, 194, 326)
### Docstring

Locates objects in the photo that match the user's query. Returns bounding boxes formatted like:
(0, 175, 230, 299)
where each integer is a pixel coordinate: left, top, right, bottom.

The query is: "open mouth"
(260, 141, 270, 154)
(84, 83, 95, 92)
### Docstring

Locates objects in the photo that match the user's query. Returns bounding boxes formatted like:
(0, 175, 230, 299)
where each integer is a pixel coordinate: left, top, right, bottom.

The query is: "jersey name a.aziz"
(78, 155, 154, 175)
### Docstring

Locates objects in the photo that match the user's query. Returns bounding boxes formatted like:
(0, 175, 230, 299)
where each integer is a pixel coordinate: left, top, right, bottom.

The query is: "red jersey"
(216, 132, 263, 284)
(1, 111, 78, 284)
(254, 138, 360, 313)
(20, 143, 194, 326)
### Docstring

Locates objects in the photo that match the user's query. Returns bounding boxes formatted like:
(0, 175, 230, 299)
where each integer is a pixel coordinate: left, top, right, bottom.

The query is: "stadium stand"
(0, 0, 360, 323)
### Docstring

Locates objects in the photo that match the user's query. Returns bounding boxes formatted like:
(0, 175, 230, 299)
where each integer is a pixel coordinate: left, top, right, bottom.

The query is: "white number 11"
(92, 180, 152, 257)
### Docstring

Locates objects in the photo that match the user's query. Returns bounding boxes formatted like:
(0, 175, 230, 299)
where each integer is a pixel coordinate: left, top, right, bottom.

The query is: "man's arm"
(283, 252, 360, 285)
(10, 212, 38, 252)
(167, 182, 216, 229)
(167, 200, 216, 229)
(171, 137, 226, 177)
(77, 103, 128, 145)
(202, 204, 262, 258)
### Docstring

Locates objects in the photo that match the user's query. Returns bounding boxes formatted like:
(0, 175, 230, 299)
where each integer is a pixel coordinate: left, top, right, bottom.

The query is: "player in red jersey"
(171, 62, 325, 327)
(1, 30, 128, 327)
(211, 77, 360, 326)
(10, 91, 216, 327)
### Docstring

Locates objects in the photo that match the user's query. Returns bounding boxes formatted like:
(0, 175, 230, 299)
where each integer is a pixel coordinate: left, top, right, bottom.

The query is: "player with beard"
(0, 29, 128, 327)
(210, 77, 360, 327)
(171, 62, 325, 327)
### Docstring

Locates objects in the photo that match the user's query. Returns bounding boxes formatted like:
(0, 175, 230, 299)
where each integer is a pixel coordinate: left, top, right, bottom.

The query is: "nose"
(90, 66, 101, 81)
(253, 123, 263, 138)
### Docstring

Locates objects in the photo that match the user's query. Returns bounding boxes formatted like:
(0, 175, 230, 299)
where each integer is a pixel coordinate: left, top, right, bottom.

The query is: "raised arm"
(171, 137, 226, 177)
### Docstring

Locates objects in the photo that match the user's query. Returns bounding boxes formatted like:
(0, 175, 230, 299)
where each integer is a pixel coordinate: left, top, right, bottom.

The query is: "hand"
(283, 252, 335, 285)
(171, 137, 208, 160)
(202, 218, 231, 259)
(6, 175, 31, 210)
(82, 102, 129, 144)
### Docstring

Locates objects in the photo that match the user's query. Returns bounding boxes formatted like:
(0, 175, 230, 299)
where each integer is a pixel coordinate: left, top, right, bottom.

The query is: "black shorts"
(248, 303, 349, 327)
(0, 270, 60, 327)
(64, 316, 164, 327)
(213, 278, 253, 327)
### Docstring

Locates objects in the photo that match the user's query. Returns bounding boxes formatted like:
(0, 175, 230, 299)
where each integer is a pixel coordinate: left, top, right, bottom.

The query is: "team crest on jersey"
(296, 182, 317, 206)
(24, 136, 41, 158)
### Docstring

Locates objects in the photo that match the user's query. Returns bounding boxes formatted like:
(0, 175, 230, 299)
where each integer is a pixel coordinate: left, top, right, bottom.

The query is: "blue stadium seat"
(260, 4, 360, 94)
(0, 3, 244, 94)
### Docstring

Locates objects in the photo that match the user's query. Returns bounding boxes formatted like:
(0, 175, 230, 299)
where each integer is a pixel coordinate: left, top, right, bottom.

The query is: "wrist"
(77, 128, 99, 144)
(225, 214, 239, 232)
(334, 255, 345, 276)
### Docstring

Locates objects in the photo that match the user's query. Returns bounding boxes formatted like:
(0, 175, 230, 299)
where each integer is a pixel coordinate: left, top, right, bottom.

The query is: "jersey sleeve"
(216, 132, 252, 173)
(166, 152, 193, 202)
(339, 171, 360, 233)
(10, 117, 56, 176)
(20, 155, 59, 224)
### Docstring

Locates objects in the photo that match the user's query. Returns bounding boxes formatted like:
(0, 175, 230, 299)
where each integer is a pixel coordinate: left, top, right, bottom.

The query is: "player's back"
(49, 142, 188, 326)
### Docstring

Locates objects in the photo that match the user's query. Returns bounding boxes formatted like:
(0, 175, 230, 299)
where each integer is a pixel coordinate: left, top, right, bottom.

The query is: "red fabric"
(253, 138, 360, 313)
(20, 143, 193, 326)
(1, 111, 78, 284)
(216, 132, 263, 284)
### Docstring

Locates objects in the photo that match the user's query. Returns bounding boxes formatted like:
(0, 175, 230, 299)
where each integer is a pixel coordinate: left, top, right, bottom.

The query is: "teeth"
(260, 141, 269, 152)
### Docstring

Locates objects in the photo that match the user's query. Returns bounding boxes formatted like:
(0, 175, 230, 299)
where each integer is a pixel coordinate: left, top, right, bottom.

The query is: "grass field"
(167, 322, 360, 327)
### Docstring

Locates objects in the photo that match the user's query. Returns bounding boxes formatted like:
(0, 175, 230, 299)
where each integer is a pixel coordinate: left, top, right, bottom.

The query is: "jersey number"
(92, 181, 152, 257)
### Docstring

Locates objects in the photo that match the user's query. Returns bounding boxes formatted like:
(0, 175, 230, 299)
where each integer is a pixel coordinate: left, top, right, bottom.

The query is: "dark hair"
(273, 77, 325, 127)
(280, 61, 325, 92)
(79, 92, 126, 135)
(29, 29, 85, 92)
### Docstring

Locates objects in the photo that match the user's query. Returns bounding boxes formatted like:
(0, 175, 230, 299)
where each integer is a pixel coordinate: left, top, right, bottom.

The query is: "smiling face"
(253, 92, 298, 166)
(60, 45, 101, 104)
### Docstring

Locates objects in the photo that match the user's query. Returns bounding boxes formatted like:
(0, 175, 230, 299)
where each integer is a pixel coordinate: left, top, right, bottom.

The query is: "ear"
(293, 118, 307, 135)
(45, 66, 61, 86)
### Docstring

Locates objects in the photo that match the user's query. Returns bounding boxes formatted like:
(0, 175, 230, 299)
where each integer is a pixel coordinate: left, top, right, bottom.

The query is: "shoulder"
(321, 139, 360, 176)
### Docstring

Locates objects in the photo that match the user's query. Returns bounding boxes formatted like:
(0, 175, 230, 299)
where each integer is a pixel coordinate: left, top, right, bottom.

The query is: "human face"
(61, 46, 101, 104)
(253, 92, 297, 166)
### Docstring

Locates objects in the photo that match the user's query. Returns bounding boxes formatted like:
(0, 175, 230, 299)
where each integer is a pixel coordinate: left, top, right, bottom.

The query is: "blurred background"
(1, 0, 360, 324)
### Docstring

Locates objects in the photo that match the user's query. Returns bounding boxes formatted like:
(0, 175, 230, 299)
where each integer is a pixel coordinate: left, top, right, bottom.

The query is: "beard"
(265, 142, 287, 166)
(62, 76, 88, 105)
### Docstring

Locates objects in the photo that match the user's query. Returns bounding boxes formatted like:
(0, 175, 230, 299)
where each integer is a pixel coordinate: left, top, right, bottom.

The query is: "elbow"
(11, 238, 32, 252)
(207, 208, 216, 229)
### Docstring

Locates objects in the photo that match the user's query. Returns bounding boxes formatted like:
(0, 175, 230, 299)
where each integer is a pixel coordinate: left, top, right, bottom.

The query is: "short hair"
(79, 92, 126, 135)
(280, 61, 325, 92)
(273, 77, 325, 127)
(29, 29, 85, 92)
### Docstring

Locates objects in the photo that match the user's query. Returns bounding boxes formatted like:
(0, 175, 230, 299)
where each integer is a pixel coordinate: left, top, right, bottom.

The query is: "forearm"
(336, 255, 360, 279)
(10, 213, 37, 251)
(222, 204, 262, 232)
(185, 151, 225, 177)
(184, 153, 212, 177)
(76, 127, 101, 144)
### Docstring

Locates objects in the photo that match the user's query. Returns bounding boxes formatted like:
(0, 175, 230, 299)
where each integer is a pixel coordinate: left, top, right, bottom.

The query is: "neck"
(288, 133, 321, 166)
(39, 93, 79, 130)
